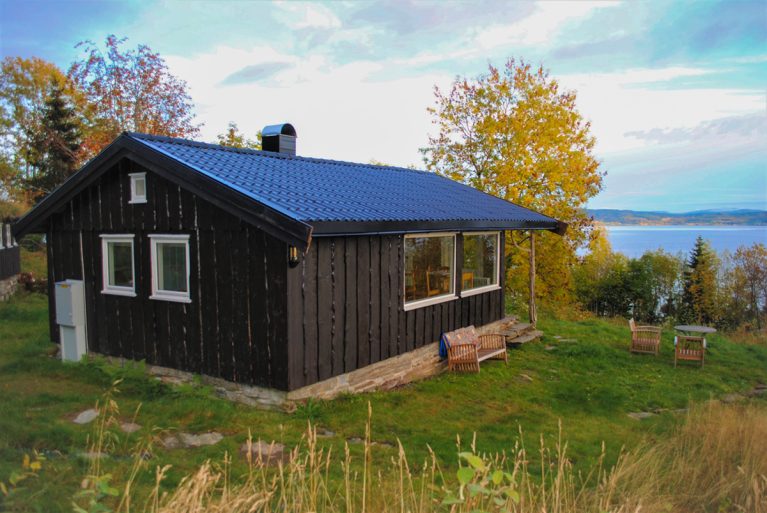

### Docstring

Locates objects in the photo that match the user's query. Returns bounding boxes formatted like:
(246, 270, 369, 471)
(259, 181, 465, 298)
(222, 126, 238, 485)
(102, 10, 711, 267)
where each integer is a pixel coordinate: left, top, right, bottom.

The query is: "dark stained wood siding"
(286, 233, 505, 390)
(45, 159, 289, 390)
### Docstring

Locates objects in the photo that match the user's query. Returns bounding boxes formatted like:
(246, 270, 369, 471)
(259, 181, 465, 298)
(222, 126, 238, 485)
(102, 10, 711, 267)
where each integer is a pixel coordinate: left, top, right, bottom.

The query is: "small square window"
(129, 172, 147, 204)
(150, 234, 191, 303)
(100, 234, 136, 297)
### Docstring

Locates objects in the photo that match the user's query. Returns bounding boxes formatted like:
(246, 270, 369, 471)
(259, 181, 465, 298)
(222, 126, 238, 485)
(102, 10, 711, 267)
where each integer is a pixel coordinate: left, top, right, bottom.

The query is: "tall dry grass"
(75, 393, 767, 513)
(603, 400, 767, 513)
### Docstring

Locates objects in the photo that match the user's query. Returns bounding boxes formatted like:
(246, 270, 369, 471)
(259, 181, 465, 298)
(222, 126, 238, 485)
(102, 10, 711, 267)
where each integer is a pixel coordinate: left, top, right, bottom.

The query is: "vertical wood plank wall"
(46, 160, 290, 390)
(286, 233, 505, 390)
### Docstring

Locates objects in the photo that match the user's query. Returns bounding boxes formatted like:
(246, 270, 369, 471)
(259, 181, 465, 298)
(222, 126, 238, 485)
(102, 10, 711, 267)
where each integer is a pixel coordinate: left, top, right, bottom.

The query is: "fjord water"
(605, 226, 767, 258)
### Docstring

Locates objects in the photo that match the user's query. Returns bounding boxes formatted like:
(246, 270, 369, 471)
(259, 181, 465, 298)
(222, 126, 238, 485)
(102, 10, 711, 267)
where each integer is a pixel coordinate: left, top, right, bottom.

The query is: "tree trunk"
(529, 231, 537, 327)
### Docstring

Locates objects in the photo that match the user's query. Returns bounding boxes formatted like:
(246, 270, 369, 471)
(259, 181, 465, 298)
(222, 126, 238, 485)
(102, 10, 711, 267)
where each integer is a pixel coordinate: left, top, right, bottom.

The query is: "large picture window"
(462, 232, 500, 296)
(101, 234, 136, 297)
(150, 234, 191, 303)
(404, 233, 456, 310)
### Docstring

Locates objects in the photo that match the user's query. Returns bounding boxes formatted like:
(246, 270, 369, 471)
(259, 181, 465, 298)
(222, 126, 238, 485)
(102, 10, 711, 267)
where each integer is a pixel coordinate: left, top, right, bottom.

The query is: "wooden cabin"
(13, 124, 565, 396)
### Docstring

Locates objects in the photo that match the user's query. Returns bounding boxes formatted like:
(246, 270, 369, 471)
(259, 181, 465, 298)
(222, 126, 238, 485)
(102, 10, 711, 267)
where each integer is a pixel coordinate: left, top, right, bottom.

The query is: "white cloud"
(556, 67, 764, 153)
(165, 45, 453, 167)
(273, 1, 342, 30)
(475, 1, 619, 49)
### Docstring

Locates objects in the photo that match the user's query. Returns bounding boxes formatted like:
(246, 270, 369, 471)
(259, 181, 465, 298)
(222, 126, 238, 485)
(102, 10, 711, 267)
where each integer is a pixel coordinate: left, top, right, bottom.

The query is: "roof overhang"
(13, 133, 314, 250)
(309, 218, 567, 237)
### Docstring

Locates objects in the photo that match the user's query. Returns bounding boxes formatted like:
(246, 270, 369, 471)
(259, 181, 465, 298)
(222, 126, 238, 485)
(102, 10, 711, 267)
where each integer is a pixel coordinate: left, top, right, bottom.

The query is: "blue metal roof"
(127, 132, 561, 233)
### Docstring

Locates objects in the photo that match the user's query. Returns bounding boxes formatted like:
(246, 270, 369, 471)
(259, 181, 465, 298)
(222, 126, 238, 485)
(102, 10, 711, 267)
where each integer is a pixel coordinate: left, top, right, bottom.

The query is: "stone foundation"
(287, 340, 446, 401)
(0, 275, 18, 302)
(91, 317, 516, 409)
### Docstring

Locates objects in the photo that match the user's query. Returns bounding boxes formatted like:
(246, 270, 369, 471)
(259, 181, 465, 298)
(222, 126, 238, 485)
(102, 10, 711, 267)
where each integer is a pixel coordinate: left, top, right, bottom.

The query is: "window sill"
(460, 284, 501, 298)
(150, 294, 192, 304)
(128, 198, 147, 204)
(101, 289, 136, 297)
(404, 294, 458, 311)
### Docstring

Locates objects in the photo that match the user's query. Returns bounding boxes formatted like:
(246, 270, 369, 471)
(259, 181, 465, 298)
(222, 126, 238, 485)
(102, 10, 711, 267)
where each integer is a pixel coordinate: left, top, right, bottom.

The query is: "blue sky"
(1, 0, 765, 211)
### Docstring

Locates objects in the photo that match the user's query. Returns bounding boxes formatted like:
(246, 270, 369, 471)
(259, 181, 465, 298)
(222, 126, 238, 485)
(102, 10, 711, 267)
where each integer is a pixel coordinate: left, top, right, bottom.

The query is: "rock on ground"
(240, 440, 286, 465)
(721, 393, 743, 404)
(627, 411, 655, 420)
(120, 422, 141, 433)
(161, 432, 223, 449)
(72, 409, 99, 425)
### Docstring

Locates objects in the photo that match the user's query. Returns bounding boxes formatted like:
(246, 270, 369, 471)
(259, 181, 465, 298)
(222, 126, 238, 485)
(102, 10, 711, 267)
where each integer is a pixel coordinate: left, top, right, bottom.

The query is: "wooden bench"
(443, 326, 507, 373)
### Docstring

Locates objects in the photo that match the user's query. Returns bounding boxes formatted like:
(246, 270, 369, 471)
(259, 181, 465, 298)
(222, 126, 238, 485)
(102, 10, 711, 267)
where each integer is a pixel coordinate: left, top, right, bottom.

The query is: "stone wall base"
(287, 340, 446, 402)
(0, 275, 18, 302)
(90, 317, 514, 410)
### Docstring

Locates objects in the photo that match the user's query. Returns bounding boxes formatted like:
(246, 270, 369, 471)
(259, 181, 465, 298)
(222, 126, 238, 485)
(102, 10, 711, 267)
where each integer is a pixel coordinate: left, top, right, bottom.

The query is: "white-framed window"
(461, 232, 501, 297)
(149, 234, 191, 303)
(129, 172, 147, 204)
(100, 234, 136, 297)
(404, 232, 457, 311)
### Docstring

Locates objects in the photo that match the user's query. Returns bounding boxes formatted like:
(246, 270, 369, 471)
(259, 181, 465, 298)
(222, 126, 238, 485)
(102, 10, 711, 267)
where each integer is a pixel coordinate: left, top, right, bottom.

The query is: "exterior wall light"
(288, 245, 300, 267)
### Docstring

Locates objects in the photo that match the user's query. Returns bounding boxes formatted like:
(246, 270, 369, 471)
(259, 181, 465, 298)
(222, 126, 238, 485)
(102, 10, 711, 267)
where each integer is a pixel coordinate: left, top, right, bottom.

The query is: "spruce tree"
(681, 236, 720, 324)
(26, 81, 82, 200)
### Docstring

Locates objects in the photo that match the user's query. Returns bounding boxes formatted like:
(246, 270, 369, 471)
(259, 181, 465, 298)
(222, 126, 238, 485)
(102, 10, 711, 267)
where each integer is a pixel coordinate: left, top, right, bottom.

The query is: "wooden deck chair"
(674, 335, 706, 368)
(629, 318, 661, 355)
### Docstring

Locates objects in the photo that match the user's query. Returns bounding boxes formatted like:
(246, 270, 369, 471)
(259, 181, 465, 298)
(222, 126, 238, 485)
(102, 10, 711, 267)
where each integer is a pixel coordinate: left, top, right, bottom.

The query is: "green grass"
(0, 292, 765, 511)
(20, 248, 47, 279)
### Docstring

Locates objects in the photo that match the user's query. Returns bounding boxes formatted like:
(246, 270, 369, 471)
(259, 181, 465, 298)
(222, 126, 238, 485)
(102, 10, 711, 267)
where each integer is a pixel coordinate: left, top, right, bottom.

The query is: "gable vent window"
(129, 172, 147, 204)
(150, 234, 191, 303)
(100, 234, 136, 297)
(461, 232, 500, 297)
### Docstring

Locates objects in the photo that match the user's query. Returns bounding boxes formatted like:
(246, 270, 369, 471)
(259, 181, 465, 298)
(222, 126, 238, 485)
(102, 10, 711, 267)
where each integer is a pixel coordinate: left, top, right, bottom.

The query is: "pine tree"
(26, 81, 82, 200)
(681, 236, 720, 324)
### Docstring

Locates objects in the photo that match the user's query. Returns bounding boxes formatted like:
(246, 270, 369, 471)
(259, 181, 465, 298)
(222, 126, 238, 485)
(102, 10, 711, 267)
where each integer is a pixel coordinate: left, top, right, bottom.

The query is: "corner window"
(404, 233, 456, 310)
(150, 234, 191, 303)
(100, 234, 136, 297)
(462, 232, 500, 296)
(129, 172, 147, 204)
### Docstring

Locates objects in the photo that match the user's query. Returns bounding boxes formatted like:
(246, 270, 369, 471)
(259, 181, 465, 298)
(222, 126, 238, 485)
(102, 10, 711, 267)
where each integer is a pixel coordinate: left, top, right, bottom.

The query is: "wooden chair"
(444, 326, 507, 373)
(674, 335, 706, 368)
(426, 267, 441, 297)
(462, 271, 474, 290)
(629, 318, 661, 355)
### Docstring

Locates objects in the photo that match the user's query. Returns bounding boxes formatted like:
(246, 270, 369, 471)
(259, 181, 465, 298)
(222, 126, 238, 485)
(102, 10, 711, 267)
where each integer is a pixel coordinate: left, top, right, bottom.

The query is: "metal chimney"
(262, 123, 297, 156)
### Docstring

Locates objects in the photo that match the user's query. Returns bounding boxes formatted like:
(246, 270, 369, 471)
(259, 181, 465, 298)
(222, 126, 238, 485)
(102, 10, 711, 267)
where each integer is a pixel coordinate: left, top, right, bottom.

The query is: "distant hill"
(587, 209, 767, 226)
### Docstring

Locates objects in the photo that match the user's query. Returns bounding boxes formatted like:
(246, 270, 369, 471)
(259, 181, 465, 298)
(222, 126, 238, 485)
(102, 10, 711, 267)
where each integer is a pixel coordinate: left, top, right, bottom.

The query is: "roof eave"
(309, 218, 565, 237)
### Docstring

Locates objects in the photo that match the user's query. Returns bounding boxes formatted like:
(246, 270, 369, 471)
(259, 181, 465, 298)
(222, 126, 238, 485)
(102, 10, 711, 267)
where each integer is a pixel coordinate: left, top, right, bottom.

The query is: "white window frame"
(100, 234, 136, 297)
(149, 234, 191, 303)
(460, 231, 502, 297)
(129, 172, 147, 204)
(403, 232, 458, 311)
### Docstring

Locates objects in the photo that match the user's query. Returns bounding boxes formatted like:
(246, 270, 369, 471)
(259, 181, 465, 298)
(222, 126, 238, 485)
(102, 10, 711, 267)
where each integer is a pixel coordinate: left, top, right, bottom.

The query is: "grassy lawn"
(0, 292, 765, 511)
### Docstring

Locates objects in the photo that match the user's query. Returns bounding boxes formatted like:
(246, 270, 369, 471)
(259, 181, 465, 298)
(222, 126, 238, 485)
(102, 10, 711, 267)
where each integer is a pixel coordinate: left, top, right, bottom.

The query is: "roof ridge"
(125, 131, 434, 175)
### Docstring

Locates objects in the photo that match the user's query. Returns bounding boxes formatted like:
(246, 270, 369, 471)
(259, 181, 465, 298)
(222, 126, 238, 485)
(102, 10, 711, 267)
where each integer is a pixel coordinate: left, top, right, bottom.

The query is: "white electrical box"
(55, 280, 87, 361)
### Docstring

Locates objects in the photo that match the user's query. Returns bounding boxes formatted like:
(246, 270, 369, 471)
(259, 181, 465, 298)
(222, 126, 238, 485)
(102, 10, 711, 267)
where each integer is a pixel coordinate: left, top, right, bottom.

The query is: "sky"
(1, 0, 765, 212)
